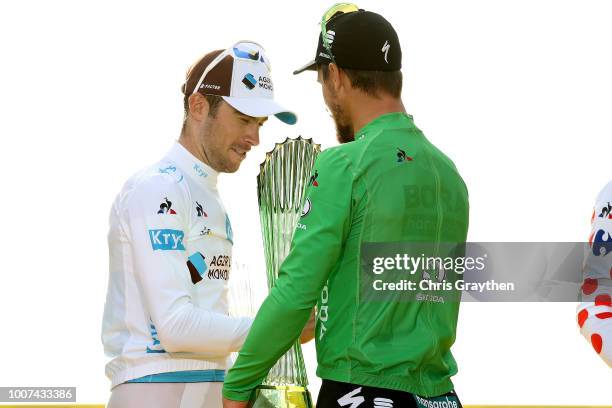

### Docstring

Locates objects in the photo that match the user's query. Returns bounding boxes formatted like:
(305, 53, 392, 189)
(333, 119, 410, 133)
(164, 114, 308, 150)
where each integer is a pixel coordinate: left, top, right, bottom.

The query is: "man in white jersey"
(102, 41, 297, 408)
(577, 180, 612, 367)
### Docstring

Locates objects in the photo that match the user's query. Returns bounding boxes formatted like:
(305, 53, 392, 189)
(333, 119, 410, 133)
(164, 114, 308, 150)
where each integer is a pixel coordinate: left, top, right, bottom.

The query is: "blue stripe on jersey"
(126, 369, 226, 383)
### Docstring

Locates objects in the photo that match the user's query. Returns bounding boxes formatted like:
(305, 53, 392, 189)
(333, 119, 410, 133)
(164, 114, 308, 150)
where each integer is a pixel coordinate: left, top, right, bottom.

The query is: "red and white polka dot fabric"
(577, 180, 612, 367)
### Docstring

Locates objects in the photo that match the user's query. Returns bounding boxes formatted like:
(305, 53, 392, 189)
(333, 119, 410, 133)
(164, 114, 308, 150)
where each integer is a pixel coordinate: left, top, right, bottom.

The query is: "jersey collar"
(355, 112, 415, 141)
(166, 142, 219, 187)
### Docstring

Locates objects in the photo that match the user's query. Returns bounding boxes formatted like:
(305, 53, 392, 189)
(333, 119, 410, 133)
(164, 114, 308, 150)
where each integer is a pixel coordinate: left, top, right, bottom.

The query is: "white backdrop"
(0, 0, 611, 405)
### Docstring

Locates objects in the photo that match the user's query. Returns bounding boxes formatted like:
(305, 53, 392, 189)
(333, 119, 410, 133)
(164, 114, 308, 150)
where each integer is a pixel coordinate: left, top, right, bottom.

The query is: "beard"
(329, 102, 354, 144)
(200, 118, 241, 173)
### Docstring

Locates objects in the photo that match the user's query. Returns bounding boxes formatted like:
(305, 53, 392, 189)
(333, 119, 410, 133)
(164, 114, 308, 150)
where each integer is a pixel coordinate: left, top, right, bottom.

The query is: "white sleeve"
(577, 180, 612, 368)
(123, 175, 252, 354)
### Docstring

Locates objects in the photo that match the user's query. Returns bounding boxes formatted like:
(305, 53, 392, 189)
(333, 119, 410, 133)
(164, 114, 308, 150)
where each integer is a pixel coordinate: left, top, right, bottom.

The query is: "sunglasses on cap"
(190, 40, 272, 95)
(320, 3, 360, 63)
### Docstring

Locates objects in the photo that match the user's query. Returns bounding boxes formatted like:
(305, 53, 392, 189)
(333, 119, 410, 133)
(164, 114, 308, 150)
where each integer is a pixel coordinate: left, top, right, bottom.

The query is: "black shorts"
(317, 379, 463, 408)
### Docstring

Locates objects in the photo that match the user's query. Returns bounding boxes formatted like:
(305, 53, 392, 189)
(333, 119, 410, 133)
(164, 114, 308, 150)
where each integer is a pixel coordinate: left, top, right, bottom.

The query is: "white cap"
(191, 41, 297, 125)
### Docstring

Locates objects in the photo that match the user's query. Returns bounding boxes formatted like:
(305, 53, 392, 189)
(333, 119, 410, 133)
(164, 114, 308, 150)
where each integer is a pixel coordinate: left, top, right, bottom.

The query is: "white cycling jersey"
(578, 180, 612, 367)
(102, 142, 252, 388)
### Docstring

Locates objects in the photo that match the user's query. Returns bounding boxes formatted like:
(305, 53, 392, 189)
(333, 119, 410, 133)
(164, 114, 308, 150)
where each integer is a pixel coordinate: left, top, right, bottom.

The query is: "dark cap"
(293, 10, 401, 75)
(182, 49, 227, 96)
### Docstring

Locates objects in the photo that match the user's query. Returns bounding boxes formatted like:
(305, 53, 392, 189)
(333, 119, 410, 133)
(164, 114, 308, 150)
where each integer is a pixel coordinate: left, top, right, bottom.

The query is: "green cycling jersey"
(223, 112, 470, 400)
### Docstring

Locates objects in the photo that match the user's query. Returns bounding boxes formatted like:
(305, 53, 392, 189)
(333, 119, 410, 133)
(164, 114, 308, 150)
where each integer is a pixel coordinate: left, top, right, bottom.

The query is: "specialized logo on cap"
(242, 73, 257, 90)
(381, 40, 390, 64)
(325, 30, 336, 45)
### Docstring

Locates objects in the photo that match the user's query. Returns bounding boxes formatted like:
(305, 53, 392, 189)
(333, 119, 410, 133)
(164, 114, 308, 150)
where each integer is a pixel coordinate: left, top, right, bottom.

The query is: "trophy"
(252, 137, 321, 408)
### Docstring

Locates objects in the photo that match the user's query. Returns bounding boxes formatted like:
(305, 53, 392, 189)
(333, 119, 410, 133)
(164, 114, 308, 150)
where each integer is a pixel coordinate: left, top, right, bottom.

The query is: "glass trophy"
(252, 137, 321, 408)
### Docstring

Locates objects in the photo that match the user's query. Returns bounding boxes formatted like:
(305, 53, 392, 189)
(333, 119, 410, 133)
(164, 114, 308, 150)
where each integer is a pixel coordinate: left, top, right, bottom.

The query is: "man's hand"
(222, 397, 248, 408)
(300, 307, 316, 344)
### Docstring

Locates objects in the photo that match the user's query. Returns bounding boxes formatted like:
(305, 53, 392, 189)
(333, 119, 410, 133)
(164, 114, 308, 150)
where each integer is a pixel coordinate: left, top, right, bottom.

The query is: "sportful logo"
(242, 73, 257, 90)
(414, 395, 459, 408)
(381, 40, 390, 63)
(373, 398, 394, 408)
(158, 197, 176, 214)
(149, 229, 185, 251)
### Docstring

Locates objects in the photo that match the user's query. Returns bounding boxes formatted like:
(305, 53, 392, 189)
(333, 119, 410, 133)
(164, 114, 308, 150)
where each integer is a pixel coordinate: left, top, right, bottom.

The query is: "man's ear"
(328, 63, 348, 94)
(188, 93, 210, 122)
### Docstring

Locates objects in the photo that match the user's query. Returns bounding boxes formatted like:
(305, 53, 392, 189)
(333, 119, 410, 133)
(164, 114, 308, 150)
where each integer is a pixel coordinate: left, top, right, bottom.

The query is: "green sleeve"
(222, 148, 354, 401)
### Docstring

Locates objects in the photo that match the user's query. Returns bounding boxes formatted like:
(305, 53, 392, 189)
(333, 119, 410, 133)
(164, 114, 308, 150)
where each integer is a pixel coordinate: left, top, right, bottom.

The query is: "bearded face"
(319, 68, 355, 144)
(195, 101, 265, 173)
(327, 98, 354, 144)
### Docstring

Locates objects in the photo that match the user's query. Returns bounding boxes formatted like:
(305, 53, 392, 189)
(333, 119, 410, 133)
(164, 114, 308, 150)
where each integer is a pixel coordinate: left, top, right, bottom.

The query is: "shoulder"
(314, 145, 355, 175)
(117, 160, 191, 214)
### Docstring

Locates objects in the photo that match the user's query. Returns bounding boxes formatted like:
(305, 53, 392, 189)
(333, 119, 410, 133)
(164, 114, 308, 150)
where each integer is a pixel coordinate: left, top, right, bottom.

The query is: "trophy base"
(250, 385, 313, 408)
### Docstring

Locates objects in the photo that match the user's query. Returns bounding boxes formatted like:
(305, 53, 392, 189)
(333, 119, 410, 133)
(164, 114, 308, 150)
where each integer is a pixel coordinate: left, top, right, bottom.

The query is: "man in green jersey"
(223, 5, 469, 408)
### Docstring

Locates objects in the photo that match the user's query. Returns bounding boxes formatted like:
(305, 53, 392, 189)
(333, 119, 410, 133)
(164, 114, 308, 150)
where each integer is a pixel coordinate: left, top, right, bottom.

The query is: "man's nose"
(244, 124, 260, 147)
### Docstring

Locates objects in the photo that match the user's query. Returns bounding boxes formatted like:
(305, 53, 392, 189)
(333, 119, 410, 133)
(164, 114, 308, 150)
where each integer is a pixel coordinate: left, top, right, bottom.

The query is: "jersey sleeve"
(577, 180, 612, 368)
(123, 174, 252, 354)
(223, 149, 354, 401)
